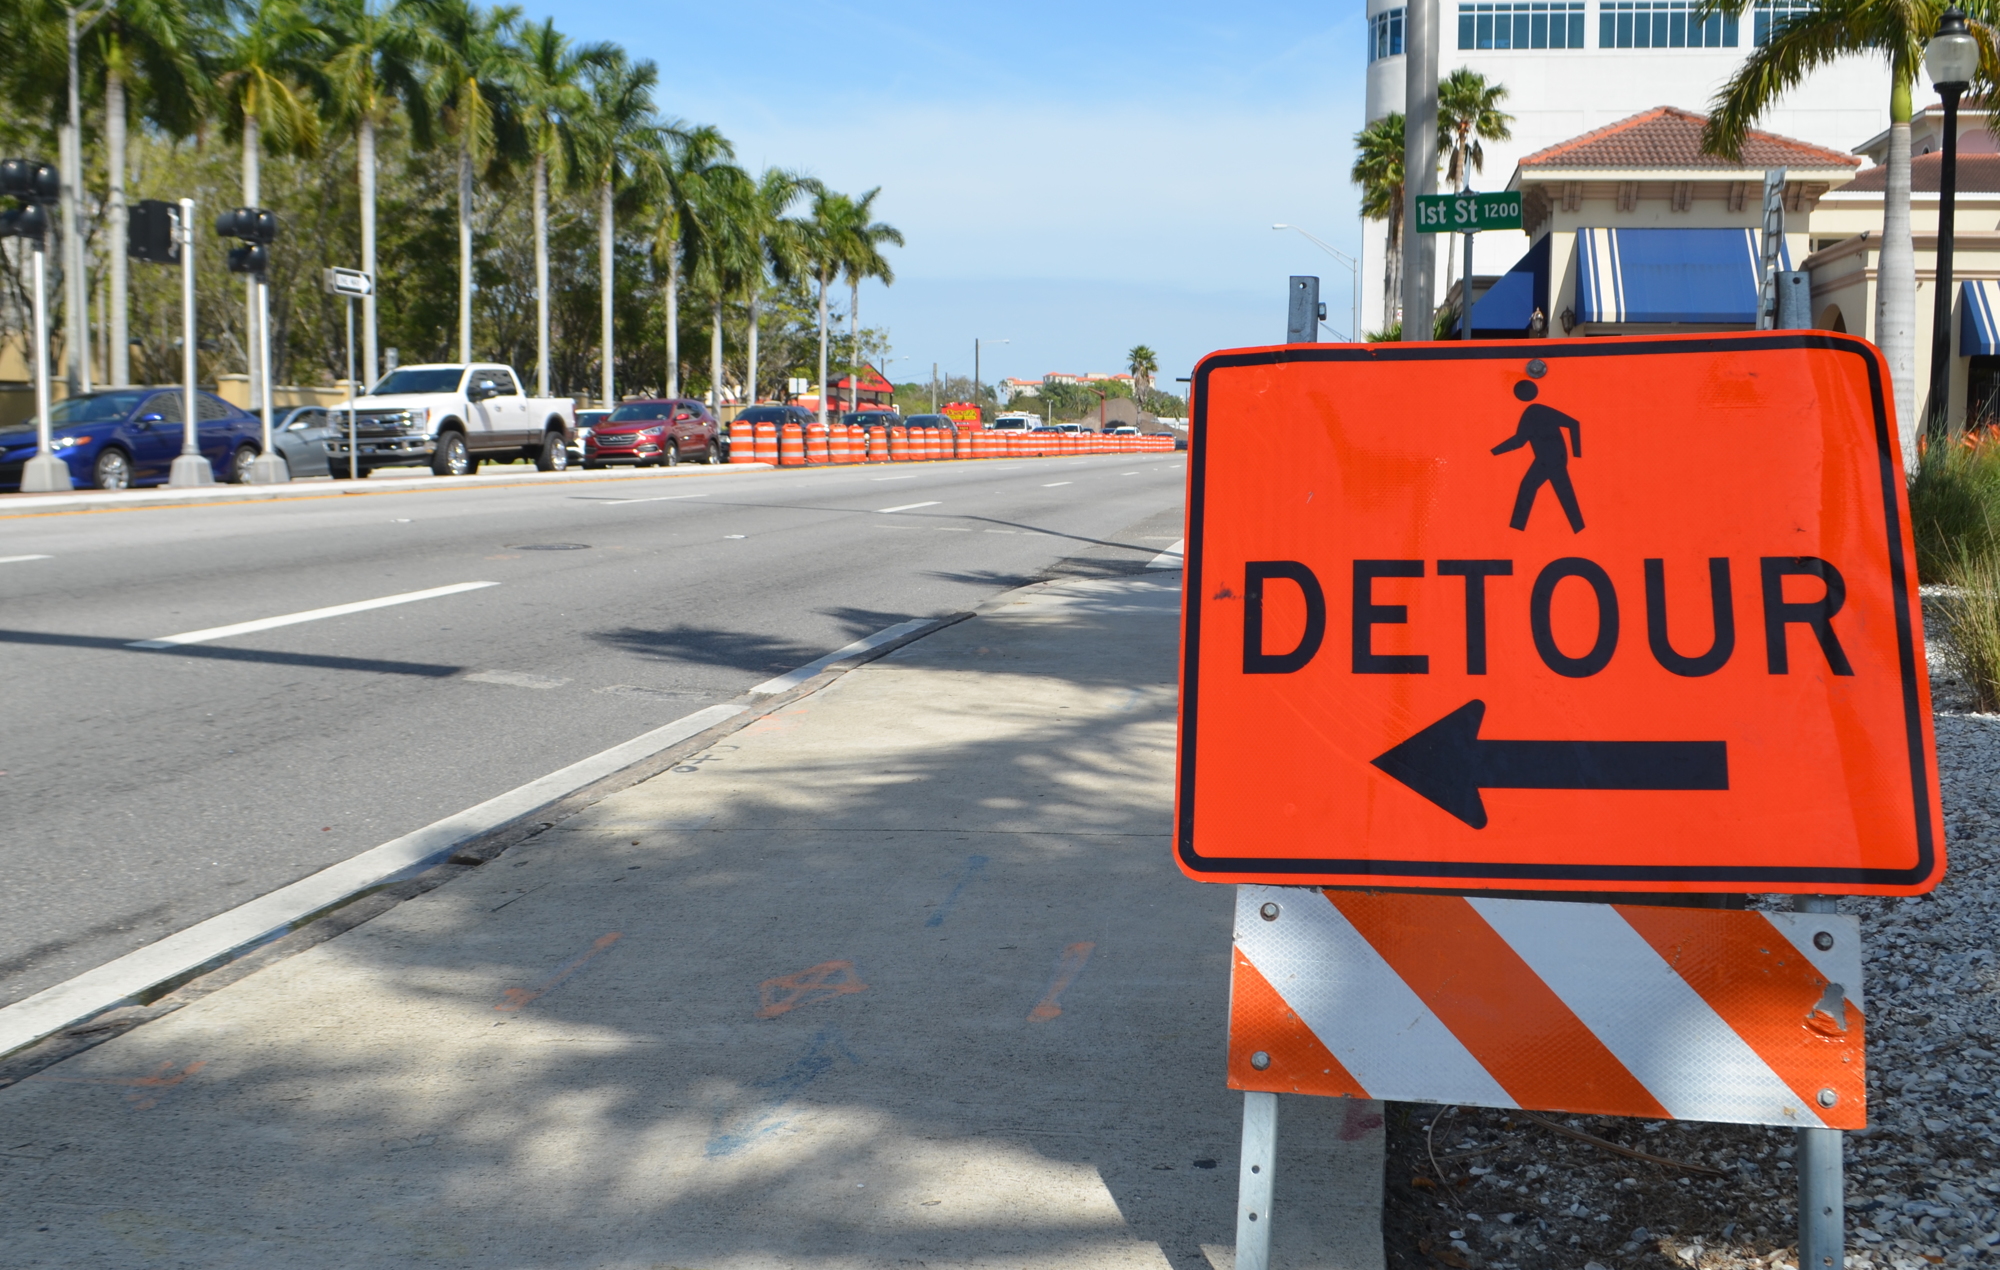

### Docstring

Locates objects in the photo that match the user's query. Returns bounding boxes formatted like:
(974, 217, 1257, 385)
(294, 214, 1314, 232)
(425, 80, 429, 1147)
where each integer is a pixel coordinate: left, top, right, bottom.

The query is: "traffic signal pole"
(19, 227, 67, 492)
(249, 275, 284, 483)
(168, 197, 210, 487)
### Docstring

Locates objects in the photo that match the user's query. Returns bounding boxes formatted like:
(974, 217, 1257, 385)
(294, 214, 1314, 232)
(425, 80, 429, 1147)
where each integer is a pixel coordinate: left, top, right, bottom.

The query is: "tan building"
(1804, 105, 2000, 431)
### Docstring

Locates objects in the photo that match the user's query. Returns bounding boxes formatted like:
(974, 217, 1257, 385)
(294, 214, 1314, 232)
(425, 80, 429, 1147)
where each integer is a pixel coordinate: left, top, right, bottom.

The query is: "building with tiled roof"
(1352, 0, 1889, 333)
(1513, 106, 1859, 173)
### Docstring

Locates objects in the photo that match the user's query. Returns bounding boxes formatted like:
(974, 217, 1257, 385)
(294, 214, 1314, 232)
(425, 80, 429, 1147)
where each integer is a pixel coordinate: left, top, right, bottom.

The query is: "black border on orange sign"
(1176, 332, 1940, 889)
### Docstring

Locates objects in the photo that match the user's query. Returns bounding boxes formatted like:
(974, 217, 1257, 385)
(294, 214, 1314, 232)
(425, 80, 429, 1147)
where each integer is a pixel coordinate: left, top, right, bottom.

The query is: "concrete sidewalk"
(0, 573, 1383, 1270)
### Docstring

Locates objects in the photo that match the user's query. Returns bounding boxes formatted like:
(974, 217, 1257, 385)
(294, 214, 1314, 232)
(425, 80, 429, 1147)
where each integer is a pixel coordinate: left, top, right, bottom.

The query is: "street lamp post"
(974, 337, 1009, 423)
(1272, 224, 1361, 341)
(1925, 7, 1978, 439)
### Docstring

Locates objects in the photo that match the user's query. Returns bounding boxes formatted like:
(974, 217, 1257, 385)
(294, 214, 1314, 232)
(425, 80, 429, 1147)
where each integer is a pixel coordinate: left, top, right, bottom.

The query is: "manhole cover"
(508, 543, 592, 551)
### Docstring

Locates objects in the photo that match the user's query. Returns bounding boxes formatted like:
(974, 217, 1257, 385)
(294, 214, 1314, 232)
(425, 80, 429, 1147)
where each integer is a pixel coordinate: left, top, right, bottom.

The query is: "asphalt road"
(0, 453, 1187, 1009)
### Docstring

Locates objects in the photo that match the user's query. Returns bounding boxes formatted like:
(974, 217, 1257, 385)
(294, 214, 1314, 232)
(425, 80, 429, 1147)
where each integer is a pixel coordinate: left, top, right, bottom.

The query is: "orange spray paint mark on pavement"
(494, 932, 622, 1012)
(756, 960, 868, 1019)
(27, 1059, 207, 1110)
(1029, 942, 1096, 1021)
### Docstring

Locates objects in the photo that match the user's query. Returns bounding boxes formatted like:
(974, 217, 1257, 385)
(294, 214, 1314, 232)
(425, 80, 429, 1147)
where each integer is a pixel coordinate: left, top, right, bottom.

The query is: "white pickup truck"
(325, 363, 576, 478)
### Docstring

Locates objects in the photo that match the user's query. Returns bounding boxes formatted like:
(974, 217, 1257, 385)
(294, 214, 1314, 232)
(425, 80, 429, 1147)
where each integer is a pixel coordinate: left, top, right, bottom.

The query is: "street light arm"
(1274, 223, 1359, 272)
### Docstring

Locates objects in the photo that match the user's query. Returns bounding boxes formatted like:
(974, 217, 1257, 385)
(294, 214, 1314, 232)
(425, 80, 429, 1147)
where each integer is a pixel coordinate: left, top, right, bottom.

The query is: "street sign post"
(1177, 334, 1942, 895)
(1413, 190, 1522, 233)
(321, 268, 374, 480)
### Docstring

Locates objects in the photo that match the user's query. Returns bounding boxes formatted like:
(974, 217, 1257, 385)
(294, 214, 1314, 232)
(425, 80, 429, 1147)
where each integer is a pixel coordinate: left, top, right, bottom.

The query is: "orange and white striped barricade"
(753, 421, 778, 465)
(1224, 884, 1865, 1265)
(729, 420, 758, 464)
(803, 419, 826, 464)
(891, 425, 910, 461)
(829, 423, 849, 464)
(777, 421, 803, 466)
(926, 428, 943, 461)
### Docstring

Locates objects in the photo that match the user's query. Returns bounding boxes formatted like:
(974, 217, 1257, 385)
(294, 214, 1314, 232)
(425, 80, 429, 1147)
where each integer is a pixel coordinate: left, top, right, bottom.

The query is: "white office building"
(1359, 0, 1892, 333)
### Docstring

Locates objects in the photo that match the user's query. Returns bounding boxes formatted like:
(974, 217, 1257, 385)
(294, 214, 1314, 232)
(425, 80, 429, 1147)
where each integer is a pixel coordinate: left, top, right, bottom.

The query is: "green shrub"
(1908, 439, 2000, 582)
(1939, 549, 2000, 712)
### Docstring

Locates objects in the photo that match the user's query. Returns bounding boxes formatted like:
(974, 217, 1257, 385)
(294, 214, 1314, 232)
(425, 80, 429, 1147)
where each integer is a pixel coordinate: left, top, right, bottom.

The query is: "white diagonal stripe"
(1234, 886, 1514, 1108)
(1766, 911, 1865, 1012)
(130, 581, 498, 648)
(1467, 898, 1823, 1128)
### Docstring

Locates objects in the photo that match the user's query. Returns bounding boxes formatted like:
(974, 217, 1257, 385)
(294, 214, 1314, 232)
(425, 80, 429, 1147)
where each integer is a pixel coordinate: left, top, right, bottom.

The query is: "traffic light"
(0, 159, 59, 204)
(128, 198, 181, 264)
(214, 206, 277, 277)
(0, 203, 47, 241)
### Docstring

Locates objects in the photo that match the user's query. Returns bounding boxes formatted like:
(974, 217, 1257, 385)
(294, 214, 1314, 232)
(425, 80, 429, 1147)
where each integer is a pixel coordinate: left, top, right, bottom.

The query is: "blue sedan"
(0, 389, 268, 491)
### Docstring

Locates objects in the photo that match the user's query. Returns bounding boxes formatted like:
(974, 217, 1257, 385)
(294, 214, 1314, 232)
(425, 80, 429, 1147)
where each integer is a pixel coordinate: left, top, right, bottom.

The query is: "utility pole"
(63, 4, 107, 395)
(1400, 0, 1439, 342)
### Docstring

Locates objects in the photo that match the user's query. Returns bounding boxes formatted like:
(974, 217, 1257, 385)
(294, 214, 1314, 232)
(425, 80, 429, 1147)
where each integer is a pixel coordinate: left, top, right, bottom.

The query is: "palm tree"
(1436, 69, 1513, 302)
(1127, 344, 1158, 398)
(419, 0, 524, 363)
(1352, 112, 1406, 331)
(217, 0, 324, 400)
(1697, 0, 1995, 459)
(742, 166, 816, 405)
(513, 18, 607, 396)
(577, 49, 661, 408)
(684, 161, 756, 412)
(820, 187, 902, 415)
(313, 0, 429, 390)
(89, 0, 205, 387)
(648, 124, 733, 398)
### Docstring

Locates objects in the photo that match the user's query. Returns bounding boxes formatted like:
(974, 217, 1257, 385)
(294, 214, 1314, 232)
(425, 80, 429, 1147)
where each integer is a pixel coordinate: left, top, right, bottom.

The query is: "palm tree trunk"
(360, 113, 379, 390)
(710, 296, 723, 410)
(816, 269, 829, 424)
(665, 253, 679, 397)
(106, 65, 129, 386)
(599, 178, 614, 407)
(1386, 202, 1404, 331)
(746, 289, 759, 404)
(533, 152, 548, 397)
(1878, 74, 1918, 465)
(849, 280, 859, 411)
(244, 112, 261, 406)
(458, 140, 473, 363)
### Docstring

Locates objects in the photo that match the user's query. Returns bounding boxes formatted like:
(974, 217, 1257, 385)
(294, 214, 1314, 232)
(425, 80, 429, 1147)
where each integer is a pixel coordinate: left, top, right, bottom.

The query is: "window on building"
(1458, 1, 1586, 48)
(1370, 7, 1406, 60)
(1600, 0, 1738, 46)
(1753, 0, 1814, 44)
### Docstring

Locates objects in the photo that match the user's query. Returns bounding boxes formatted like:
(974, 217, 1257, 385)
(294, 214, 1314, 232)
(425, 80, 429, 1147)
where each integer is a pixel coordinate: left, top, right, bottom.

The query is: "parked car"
(1107, 425, 1140, 437)
(275, 405, 339, 478)
(990, 413, 1036, 432)
(571, 408, 609, 465)
(0, 387, 267, 491)
(584, 398, 722, 467)
(325, 363, 574, 478)
(1151, 430, 1189, 451)
(902, 413, 957, 431)
(840, 409, 903, 429)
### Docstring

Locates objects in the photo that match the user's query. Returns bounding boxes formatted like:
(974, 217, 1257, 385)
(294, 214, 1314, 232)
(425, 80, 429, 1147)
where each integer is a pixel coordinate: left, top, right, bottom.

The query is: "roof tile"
(1517, 106, 1860, 172)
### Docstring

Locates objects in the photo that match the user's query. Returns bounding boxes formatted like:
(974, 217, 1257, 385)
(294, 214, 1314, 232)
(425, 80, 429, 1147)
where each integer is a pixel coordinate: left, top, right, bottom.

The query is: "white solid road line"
(872, 474, 919, 481)
(1042, 481, 1072, 487)
(0, 700, 747, 1061)
(877, 501, 941, 514)
(749, 619, 935, 695)
(0, 554, 52, 564)
(128, 581, 500, 649)
(1147, 538, 1186, 569)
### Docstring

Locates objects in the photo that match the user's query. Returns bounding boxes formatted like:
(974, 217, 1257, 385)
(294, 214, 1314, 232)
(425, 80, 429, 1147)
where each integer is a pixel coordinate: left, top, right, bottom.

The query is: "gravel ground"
(1381, 592, 2000, 1270)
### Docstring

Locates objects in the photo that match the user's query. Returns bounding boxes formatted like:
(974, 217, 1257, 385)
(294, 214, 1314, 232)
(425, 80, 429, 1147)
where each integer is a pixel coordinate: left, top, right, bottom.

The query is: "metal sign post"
(1759, 167, 1788, 330)
(322, 268, 373, 480)
(129, 197, 213, 487)
(1413, 192, 1524, 340)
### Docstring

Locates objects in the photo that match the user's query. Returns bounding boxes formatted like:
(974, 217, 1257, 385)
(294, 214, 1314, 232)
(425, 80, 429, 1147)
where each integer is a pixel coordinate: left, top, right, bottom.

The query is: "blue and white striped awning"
(1575, 227, 1790, 325)
(1962, 281, 2000, 357)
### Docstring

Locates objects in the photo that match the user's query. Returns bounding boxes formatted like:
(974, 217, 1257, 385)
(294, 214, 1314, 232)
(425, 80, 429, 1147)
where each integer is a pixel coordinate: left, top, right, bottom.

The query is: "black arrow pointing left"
(1370, 700, 1728, 829)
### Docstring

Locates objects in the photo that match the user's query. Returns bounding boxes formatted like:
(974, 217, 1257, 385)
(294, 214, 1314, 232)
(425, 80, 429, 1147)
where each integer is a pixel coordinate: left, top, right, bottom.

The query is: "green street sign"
(1414, 191, 1523, 233)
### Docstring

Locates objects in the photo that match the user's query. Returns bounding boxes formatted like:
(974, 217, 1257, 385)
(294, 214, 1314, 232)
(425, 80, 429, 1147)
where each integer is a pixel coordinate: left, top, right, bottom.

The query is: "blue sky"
(526, 0, 1370, 392)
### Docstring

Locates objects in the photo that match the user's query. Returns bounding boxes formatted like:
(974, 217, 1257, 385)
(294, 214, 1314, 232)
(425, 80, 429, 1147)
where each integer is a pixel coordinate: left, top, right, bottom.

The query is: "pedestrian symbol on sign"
(1492, 379, 1585, 533)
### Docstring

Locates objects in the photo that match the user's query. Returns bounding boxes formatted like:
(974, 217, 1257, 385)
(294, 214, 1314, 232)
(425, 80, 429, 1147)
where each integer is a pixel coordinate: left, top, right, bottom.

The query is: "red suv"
(584, 399, 722, 467)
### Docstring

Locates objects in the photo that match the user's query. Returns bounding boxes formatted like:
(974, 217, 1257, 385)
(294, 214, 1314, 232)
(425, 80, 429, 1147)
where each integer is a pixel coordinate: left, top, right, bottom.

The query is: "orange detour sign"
(1176, 333, 1943, 894)
(1227, 885, 1865, 1129)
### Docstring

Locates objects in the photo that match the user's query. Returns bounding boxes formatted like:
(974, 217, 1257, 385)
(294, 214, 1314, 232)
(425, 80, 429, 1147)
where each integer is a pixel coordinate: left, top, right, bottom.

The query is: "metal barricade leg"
(1797, 893, 1844, 1270)
(1236, 1091, 1277, 1270)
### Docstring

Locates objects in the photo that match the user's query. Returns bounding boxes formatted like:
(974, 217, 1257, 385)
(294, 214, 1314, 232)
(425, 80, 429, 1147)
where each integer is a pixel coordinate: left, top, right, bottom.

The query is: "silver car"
(273, 406, 339, 478)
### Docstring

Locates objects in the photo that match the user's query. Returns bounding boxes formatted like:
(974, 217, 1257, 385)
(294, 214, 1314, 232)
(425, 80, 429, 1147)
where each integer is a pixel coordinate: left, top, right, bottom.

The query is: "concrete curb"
(0, 461, 772, 518)
(0, 611, 973, 1063)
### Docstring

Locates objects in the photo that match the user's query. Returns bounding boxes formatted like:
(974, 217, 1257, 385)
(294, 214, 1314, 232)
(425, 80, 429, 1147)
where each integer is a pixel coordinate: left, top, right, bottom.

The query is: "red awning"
(829, 363, 895, 395)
